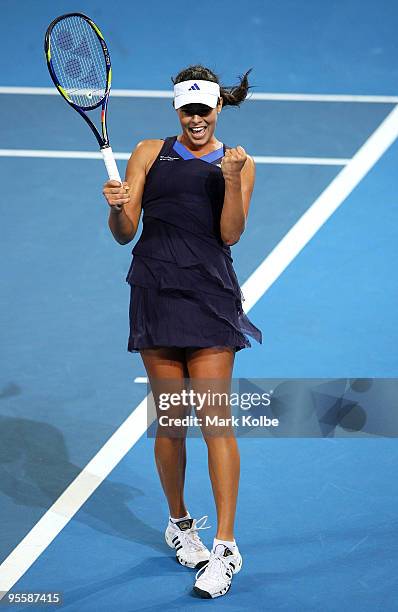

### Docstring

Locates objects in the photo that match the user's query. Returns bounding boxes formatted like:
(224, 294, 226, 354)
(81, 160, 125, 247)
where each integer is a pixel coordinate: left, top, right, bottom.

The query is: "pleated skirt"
(127, 283, 252, 353)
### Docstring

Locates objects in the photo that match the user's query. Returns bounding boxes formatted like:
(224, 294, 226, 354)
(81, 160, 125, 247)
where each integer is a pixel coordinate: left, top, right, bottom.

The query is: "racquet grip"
(101, 146, 122, 183)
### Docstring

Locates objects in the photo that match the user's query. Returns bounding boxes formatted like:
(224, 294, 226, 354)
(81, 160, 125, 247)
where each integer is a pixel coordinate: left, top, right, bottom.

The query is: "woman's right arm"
(103, 140, 151, 245)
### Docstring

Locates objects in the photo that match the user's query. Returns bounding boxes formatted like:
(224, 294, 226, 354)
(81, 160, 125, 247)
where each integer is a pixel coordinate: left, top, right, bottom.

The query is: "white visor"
(173, 79, 220, 109)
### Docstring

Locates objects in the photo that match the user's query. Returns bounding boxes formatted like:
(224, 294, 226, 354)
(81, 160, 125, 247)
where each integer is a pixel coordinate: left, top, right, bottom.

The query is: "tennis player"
(103, 65, 262, 599)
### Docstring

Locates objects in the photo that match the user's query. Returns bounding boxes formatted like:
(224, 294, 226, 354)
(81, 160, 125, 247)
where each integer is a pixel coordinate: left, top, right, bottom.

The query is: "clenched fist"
(102, 180, 130, 212)
(220, 146, 247, 178)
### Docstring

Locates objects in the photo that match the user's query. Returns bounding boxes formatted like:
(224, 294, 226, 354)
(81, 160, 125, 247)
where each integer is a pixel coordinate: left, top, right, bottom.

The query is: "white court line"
(1, 104, 398, 598)
(0, 86, 397, 103)
(253, 156, 349, 166)
(0, 398, 151, 597)
(0, 149, 349, 165)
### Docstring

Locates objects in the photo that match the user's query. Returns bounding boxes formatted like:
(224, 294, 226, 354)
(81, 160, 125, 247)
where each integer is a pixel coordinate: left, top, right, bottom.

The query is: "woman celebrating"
(103, 65, 262, 599)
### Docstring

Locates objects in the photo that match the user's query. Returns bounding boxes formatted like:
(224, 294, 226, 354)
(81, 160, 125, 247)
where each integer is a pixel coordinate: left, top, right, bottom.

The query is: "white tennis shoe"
(165, 515, 211, 569)
(193, 543, 243, 598)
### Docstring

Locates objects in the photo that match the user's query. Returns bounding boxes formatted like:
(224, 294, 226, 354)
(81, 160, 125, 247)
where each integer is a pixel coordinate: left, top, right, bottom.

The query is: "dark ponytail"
(171, 64, 254, 108)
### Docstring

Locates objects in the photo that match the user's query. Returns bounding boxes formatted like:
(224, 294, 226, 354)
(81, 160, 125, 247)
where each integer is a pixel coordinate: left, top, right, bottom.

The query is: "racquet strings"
(49, 15, 107, 108)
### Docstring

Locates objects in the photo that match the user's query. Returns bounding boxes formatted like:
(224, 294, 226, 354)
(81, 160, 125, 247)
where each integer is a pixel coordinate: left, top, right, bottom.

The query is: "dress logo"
(159, 155, 180, 161)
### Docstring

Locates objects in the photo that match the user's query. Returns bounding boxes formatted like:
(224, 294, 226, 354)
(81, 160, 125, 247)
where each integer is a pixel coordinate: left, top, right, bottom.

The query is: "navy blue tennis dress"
(125, 135, 263, 353)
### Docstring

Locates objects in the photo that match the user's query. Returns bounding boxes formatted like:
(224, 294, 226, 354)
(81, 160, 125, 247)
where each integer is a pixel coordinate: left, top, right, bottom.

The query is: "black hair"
(171, 64, 254, 108)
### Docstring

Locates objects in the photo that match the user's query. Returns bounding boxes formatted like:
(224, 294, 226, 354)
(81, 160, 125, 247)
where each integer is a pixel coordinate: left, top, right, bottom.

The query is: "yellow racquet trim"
(90, 21, 104, 39)
(57, 85, 71, 102)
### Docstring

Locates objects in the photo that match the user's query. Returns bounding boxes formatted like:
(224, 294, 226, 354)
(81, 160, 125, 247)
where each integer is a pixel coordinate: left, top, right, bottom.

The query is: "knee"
(202, 429, 236, 448)
(155, 431, 187, 448)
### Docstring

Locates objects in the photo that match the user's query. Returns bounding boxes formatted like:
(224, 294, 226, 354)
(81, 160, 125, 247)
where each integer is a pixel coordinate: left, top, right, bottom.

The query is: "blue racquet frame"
(44, 12, 121, 183)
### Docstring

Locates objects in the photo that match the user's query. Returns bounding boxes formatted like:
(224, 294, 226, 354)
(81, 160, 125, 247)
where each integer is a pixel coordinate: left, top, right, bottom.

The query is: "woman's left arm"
(220, 146, 256, 246)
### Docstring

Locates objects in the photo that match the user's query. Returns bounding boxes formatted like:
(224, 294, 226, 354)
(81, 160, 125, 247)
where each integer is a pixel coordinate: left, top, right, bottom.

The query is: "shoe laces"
(180, 515, 211, 552)
(195, 546, 234, 583)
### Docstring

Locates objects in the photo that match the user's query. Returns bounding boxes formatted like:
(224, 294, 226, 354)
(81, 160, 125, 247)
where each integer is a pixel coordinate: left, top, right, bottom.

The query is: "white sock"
(169, 511, 191, 523)
(212, 537, 237, 552)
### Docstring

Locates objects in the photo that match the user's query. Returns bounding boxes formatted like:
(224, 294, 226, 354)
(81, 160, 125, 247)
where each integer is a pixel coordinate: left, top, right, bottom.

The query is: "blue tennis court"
(1, 0, 398, 610)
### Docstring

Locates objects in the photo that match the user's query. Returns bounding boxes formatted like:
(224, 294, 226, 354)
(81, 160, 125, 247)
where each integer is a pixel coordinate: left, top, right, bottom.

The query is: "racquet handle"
(101, 146, 124, 212)
(101, 146, 122, 183)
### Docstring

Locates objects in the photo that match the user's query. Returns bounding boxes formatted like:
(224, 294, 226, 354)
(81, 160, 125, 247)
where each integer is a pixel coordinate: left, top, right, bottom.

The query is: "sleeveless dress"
(125, 135, 263, 353)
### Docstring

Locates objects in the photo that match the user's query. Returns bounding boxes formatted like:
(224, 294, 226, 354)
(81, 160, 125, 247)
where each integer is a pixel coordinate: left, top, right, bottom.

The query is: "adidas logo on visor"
(188, 83, 200, 90)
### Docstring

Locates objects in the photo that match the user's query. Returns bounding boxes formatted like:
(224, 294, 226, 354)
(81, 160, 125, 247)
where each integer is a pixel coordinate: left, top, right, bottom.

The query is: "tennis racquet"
(44, 13, 122, 191)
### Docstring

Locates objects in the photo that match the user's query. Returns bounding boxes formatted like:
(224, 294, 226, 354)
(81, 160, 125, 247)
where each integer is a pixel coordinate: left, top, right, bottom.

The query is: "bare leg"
(186, 346, 238, 541)
(140, 347, 190, 519)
